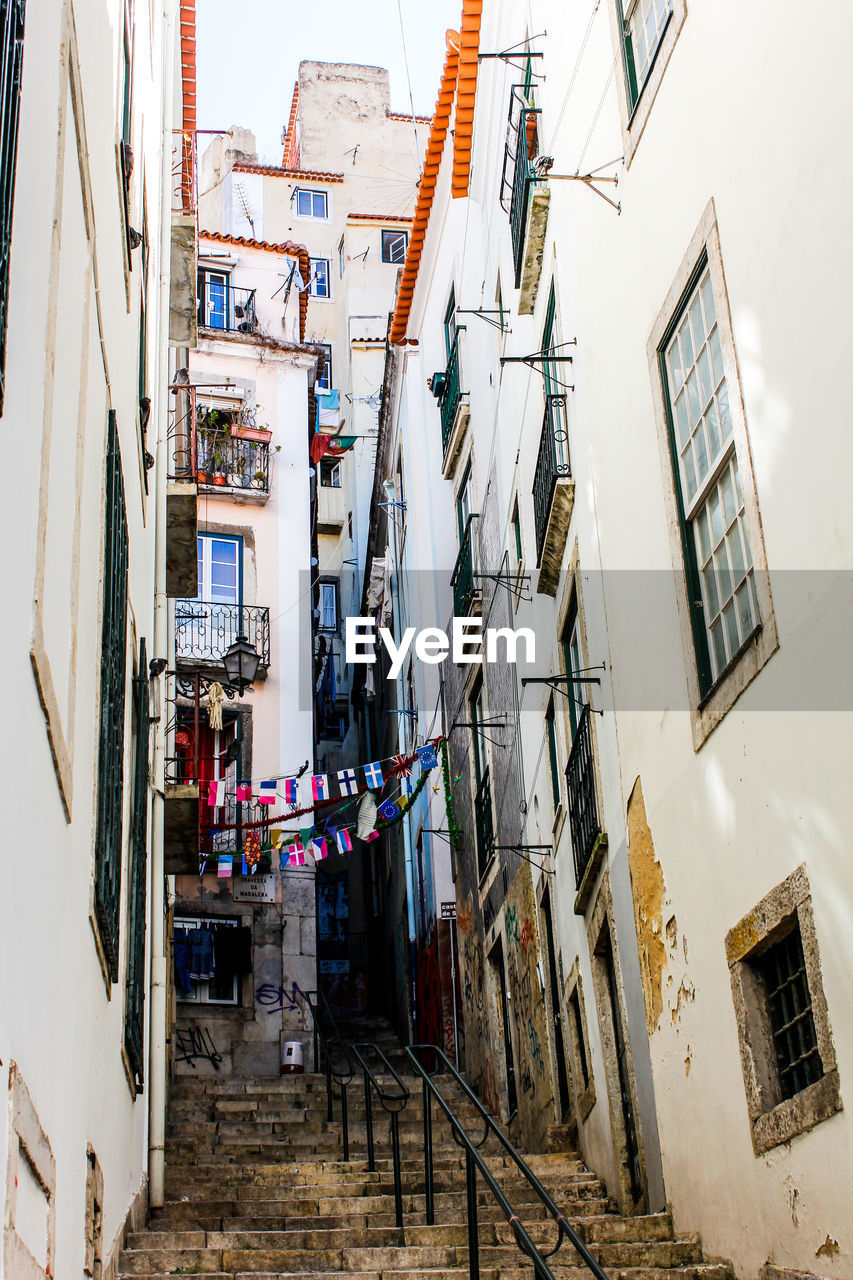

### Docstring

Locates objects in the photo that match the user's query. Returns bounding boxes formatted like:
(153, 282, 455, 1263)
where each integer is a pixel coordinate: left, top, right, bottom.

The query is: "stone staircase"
(120, 1063, 733, 1279)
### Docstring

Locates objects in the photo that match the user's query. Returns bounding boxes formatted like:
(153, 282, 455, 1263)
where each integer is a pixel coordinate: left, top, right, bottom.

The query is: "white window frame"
(319, 457, 341, 488)
(310, 258, 331, 299)
(316, 343, 333, 391)
(175, 915, 240, 1005)
(338, 235, 346, 277)
(295, 187, 328, 219)
(318, 581, 338, 632)
(648, 200, 777, 749)
(381, 228, 408, 264)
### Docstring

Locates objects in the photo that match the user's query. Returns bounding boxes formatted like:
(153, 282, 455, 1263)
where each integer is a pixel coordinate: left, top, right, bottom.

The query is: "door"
(601, 927, 644, 1203)
(201, 269, 229, 330)
(456, 461, 473, 541)
(562, 600, 584, 739)
(493, 943, 518, 1117)
(541, 886, 571, 1120)
(179, 534, 242, 661)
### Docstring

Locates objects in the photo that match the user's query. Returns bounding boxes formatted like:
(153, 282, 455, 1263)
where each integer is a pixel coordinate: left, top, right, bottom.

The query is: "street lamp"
(223, 632, 260, 695)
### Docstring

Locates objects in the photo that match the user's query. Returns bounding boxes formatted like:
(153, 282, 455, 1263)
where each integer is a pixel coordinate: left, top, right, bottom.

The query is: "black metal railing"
(451, 514, 479, 617)
(474, 767, 495, 879)
(407, 1044, 609, 1280)
(196, 431, 270, 493)
(296, 988, 357, 1160)
(174, 601, 270, 668)
(318, 931, 370, 973)
(565, 704, 600, 886)
(198, 281, 259, 334)
(439, 332, 463, 455)
(532, 395, 571, 564)
(509, 105, 537, 285)
(351, 1043, 410, 1227)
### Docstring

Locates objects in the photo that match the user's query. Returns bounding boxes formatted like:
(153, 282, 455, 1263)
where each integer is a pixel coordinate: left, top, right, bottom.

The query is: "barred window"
(0, 0, 26, 415)
(94, 414, 129, 979)
(124, 638, 150, 1089)
(757, 925, 824, 1102)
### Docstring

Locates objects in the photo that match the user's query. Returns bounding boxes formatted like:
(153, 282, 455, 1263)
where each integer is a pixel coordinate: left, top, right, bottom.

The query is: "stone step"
(121, 1268, 732, 1280)
(149, 1201, 615, 1232)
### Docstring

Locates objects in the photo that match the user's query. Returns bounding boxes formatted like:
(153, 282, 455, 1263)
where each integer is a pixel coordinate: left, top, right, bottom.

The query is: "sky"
(196, 0, 462, 165)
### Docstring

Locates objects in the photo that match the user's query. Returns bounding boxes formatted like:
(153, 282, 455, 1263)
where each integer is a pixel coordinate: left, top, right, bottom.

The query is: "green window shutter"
(124, 637, 149, 1089)
(543, 283, 557, 395)
(546, 698, 560, 809)
(0, 0, 26, 416)
(94, 413, 129, 981)
(618, 0, 640, 111)
(658, 252, 714, 697)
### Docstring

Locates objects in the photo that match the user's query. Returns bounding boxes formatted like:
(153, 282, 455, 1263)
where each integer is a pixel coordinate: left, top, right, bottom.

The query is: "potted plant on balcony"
(212, 448, 227, 485)
(251, 467, 267, 490)
(232, 403, 272, 445)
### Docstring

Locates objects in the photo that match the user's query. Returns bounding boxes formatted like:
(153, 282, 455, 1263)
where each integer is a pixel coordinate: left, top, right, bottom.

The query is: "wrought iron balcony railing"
(174, 601, 270, 669)
(509, 105, 538, 285)
(451, 514, 479, 617)
(197, 431, 270, 493)
(198, 281, 259, 335)
(474, 766, 495, 879)
(439, 332, 463, 455)
(565, 704, 601, 887)
(532, 394, 571, 564)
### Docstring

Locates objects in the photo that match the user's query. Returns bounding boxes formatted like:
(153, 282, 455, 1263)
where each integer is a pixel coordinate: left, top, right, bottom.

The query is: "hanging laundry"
(316, 387, 341, 428)
(213, 924, 252, 978)
(207, 682, 224, 730)
(187, 928, 215, 980)
(173, 927, 193, 995)
(356, 791, 377, 840)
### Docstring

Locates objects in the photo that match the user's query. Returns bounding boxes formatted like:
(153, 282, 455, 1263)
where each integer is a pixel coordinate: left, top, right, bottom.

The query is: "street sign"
(441, 901, 457, 919)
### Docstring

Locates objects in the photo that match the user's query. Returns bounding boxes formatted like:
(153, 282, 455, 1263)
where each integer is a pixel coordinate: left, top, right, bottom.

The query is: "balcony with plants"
(195, 404, 277, 501)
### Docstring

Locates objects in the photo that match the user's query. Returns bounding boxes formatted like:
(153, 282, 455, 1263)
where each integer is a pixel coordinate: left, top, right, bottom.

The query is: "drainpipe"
(383, 479, 418, 1037)
(149, 0, 180, 1208)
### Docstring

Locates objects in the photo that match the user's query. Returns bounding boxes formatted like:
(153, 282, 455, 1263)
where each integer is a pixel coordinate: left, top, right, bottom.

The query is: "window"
(319, 581, 338, 631)
(618, 0, 673, 113)
(198, 268, 230, 330)
(726, 865, 841, 1155)
(444, 286, 457, 359)
(758, 929, 823, 1103)
(471, 679, 494, 878)
(119, 0, 135, 266)
(310, 258, 330, 299)
(320, 457, 341, 488)
(175, 916, 240, 1004)
(94, 414, 129, 981)
(124, 637, 149, 1090)
(197, 533, 241, 605)
(545, 697, 560, 811)
(316, 343, 332, 391)
(0, 0, 25, 414)
(561, 598, 584, 740)
(456, 460, 473, 542)
(338, 235, 346, 277)
(568, 986, 589, 1089)
(381, 228, 408, 264)
(660, 256, 759, 695)
(511, 497, 523, 564)
(295, 187, 327, 218)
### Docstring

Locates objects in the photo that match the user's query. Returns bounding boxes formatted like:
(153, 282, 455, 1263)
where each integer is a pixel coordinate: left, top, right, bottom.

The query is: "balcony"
(504, 100, 549, 315)
(451, 514, 479, 618)
(169, 130, 198, 347)
(565, 705, 607, 912)
(532, 394, 574, 596)
(175, 601, 271, 672)
(437, 331, 469, 479)
(474, 766, 495, 880)
(196, 428, 271, 501)
(198, 281, 260, 336)
(317, 483, 346, 532)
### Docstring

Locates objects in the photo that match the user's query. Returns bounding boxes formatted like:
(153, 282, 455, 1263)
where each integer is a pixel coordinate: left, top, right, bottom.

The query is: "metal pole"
(364, 1069, 375, 1172)
(391, 1111, 404, 1230)
(449, 920, 459, 1070)
(465, 1148, 479, 1280)
(423, 1078, 434, 1225)
(341, 1081, 349, 1162)
(326, 1056, 333, 1122)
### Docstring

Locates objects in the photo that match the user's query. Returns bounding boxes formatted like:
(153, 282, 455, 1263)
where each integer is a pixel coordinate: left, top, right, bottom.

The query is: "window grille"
(124, 637, 149, 1089)
(94, 413, 129, 979)
(0, 0, 26, 415)
(758, 926, 824, 1101)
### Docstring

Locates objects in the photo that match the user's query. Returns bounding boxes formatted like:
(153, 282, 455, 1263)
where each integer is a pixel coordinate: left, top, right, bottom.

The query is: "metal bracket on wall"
(450, 718, 507, 748)
(544, 158, 623, 214)
(522, 668, 605, 714)
(478, 41, 545, 77)
(455, 308, 511, 334)
(499, 341, 577, 392)
(494, 844, 555, 875)
(472, 570, 532, 604)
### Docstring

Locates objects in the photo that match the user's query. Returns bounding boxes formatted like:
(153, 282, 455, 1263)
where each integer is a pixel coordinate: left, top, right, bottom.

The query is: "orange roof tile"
(282, 83, 300, 168)
(388, 29, 461, 345)
(232, 162, 344, 183)
(180, 0, 197, 132)
(347, 213, 413, 223)
(199, 231, 311, 342)
(387, 111, 434, 124)
(451, 0, 482, 197)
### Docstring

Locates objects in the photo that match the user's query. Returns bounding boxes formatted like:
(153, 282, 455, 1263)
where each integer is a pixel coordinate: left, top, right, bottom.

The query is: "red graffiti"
(519, 918, 533, 956)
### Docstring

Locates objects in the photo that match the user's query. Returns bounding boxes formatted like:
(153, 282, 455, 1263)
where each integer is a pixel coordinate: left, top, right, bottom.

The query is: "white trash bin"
(281, 1040, 304, 1075)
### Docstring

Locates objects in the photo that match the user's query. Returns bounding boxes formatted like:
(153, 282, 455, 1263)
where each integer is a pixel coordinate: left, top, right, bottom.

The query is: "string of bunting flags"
(200, 740, 442, 878)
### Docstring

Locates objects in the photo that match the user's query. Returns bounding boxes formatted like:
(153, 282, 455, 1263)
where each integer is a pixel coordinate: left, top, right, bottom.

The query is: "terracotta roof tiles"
(233, 162, 344, 182)
(199, 231, 311, 342)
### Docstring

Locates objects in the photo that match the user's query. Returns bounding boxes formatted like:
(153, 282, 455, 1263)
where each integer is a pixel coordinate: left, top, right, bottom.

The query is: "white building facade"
(372, 2, 853, 1277)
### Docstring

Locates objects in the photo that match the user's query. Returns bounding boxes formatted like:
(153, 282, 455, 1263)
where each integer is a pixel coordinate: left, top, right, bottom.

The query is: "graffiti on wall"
(255, 981, 306, 1015)
(175, 1025, 222, 1070)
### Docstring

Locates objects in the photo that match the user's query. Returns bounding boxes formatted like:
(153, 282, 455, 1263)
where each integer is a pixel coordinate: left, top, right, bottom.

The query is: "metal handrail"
(351, 1043, 410, 1226)
(294, 989, 357, 1160)
(407, 1043, 609, 1280)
